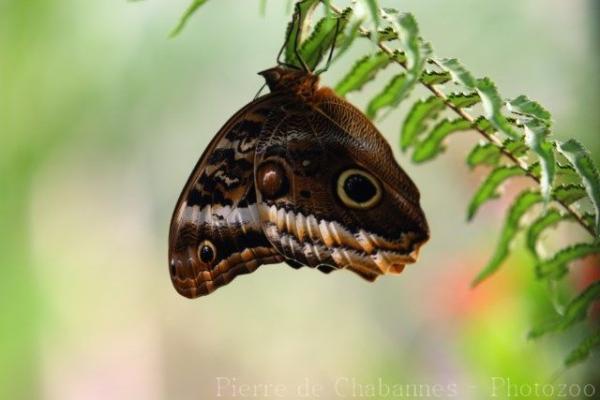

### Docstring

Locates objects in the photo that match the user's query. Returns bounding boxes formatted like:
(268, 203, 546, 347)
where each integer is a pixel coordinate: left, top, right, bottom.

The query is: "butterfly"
(168, 63, 430, 298)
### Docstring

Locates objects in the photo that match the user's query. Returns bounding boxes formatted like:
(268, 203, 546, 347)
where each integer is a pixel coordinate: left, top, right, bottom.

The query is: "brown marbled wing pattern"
(254, 87, 429, 281)
(168, 93, 286, 298)
(169, 66, 430, 299)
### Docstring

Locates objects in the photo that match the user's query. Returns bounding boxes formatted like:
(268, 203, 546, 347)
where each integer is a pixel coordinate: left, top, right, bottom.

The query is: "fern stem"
(327, 2, 595, 238)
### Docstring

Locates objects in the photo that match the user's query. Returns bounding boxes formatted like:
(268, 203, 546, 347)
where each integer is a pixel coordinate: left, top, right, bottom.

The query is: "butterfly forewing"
(168, 94, 286, 298)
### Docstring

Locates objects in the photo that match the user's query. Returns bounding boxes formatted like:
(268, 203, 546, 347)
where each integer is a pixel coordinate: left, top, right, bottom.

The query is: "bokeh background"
(1, 0, 599, 399)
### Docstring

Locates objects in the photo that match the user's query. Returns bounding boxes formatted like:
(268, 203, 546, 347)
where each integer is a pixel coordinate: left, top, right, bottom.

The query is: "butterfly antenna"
(316, 16, 340, 75)
(276, 21, 291, 66)
(293, 4, 311, 73)
(253, 82, 268, 100)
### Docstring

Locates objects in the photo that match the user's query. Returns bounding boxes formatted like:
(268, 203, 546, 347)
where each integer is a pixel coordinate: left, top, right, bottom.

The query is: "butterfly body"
(169, 67, 429, 298)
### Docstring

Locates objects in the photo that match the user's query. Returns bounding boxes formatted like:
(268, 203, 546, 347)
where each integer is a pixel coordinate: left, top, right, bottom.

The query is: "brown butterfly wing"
(168, 94, 286, 298)
(254, 90, 429, 281)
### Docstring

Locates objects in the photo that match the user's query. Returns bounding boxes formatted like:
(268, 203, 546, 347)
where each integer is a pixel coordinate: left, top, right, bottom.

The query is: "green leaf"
(529, 281, 600, 338)
(366, 74, 408, 118)
(412, 118, 472, 163)
(420, 70, 451, 86)
(467, 139, 527, 169)
(333, 18, 363, 61)
(400, 96, 445, 150)
(467, 165, 525, 221)
(583, 213, 596, 229)
(447, 92, 480, 108)
(476, 77, 521, 139)
(557, 139, 600, 236)
(397, 13, 425, 71)
(300, 8, 352, 70)
(259, 0, 267, 16)
(365, 13, 429, 119)
(474, 116, 496, 134)
(508, 95, 552, 125)
(504, 138, 528, 157)
(284, 0, 321, 67)
(467, 143, 501, 169)
(536, 243, 600, 280)
(437, 58, 476, 87)
(552, 184, 587, 205)
(555, 163, 580, 181)
(565, 330, 600, 367)
(376, 26, 398, 41)
(472, 190, 544, 286)
(335, 52, 392, 96)
(524, 121, 555, 202)
(526, 209, 570, 256)
(170, 0, 210, 37)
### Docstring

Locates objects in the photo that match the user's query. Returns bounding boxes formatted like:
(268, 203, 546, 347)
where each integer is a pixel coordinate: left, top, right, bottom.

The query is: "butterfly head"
(259, 66, 320, 97)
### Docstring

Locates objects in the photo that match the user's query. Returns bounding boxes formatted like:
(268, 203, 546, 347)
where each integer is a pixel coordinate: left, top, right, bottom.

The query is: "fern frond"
(472, 190, 544, 286)
(565, 330, 600, 367)
(400, 96, 445, 150)
(557, 139, 600, 236)
(335, 52, 392, 96)
(412, 118, 471, 163)
(467, 166, 525, 221)
(536, 243, 600, 280)
(529, 281, 600, 338)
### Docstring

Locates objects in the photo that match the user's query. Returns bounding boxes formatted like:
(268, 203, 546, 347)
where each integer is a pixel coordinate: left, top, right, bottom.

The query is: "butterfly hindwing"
(168, 95, 285, 298)
(254, 91, 429, 281)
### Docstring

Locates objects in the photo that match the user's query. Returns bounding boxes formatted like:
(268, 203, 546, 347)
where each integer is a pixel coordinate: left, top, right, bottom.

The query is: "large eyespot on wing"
(254, 92, 429, 282)
(168, 95, 285, 299)
(335, 168, 382, 210)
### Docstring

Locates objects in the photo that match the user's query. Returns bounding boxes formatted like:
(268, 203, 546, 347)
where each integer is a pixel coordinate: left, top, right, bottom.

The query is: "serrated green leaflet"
(335, 52, 392, 96)
(555, 163, 580, 181)
(524, 122, 555, 202)
(557, 139, 600, 236)
(366, 74, 408, 118)
(526, 209, 570, 256)
(472, 190, 544, 286)
(333, 18, 363, 61)
(536, 243, 600, 280)
(529, 281, 600, 338)
(474, 116, 496, 134)
(552, 184, 587, 205)
(376, 26, 398, 41)
(437, 58, 476, 87)
(505, 138, 528, 157)
(565, 330, 600, 367)
(400, 96, 445, 150)
(420, 70, 451, 86)
(508, 95, 551, 125)
(467, 165, 525, 221)
(467, 143, 501, 169)
(412, 118, 472, 163)
(366, 13, 429, 119)
(447, 92, 480, 109)
(300, 8, 351, 70)
(397, 13, 422, 70)
(466, 139, 527, 169)
(284, 0, 321, 67)
(170, 0, 210, 37)
(529, 162, 579, 181)
(476, 78, 521, 139)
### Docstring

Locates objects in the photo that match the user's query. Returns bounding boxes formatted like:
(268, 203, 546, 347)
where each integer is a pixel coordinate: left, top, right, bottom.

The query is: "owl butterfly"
(168, 66, 429, 298)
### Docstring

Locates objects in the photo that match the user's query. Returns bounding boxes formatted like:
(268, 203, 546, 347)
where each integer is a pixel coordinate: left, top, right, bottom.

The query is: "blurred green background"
(1, 1, 598, 399)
